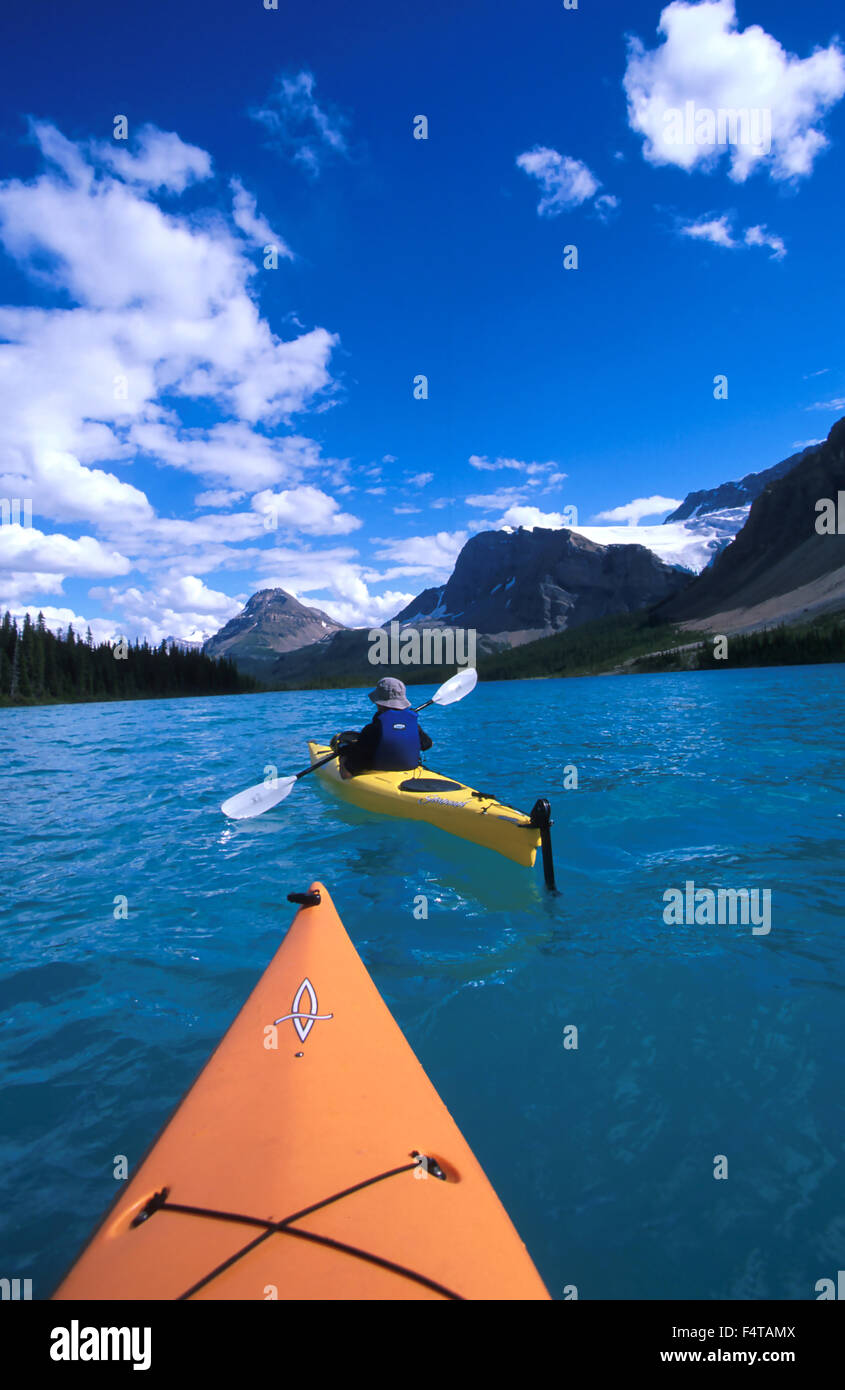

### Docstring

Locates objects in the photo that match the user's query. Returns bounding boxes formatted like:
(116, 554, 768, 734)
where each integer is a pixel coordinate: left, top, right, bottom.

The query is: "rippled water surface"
(1, 666, 843, 1298)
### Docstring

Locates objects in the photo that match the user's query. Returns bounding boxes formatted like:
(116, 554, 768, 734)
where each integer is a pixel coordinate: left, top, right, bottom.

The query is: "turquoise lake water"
(1, 666, 843, 1299)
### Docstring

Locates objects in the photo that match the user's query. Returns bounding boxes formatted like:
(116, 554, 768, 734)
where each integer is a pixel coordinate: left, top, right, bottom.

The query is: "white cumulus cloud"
(594, 495, 683, 525)
(743, 224, 787, 260)
(0, 448, 154, 529)
(90, 574, 241, 644)
(194, 488, 246, 509)
(230, 177, 293, 255)
(251, 485, 361, 536)
(374, 530, 468, 577)
(97, 125, 213, 193)
(516, 147, 613, 216)
(624, 0, 845, 182)
(679, 214, 786, 259)
(0, 524, 131, 585)
(681, 214, 738, 249)
(498, 505, 574, 530)
(0, 122, 349, 630)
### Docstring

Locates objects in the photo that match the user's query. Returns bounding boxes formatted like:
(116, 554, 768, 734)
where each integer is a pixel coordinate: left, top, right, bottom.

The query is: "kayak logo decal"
(274, 978, 333, 1043)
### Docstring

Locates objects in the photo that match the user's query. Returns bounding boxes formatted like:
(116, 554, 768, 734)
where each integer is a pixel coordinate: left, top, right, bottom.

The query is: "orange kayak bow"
(54, 883, 549, 1301)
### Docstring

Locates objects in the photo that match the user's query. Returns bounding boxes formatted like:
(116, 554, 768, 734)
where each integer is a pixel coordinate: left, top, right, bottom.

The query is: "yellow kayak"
(307, 741, 546, 869)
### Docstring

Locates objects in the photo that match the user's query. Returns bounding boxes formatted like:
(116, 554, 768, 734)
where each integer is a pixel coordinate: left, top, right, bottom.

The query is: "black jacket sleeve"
(354, 717, 381, 759)
(419, 725, 432, 752)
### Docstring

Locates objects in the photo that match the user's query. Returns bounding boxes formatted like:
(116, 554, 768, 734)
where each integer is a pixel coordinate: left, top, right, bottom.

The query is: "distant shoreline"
(3, 651, 844, 711)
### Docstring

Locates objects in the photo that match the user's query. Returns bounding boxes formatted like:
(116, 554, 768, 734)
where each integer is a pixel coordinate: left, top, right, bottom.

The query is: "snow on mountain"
(571, 507, 749, 573)
(164, 630, 213, 651)
(392, 526, 689, 647)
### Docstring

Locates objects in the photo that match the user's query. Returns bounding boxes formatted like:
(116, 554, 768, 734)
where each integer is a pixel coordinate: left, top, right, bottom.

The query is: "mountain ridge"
(203, 588, 345, 677)
(392, 526, 690, 648)
(664, 445, 818, 523)
(200, 423, 845, 684)
(657, 417, 845, 631)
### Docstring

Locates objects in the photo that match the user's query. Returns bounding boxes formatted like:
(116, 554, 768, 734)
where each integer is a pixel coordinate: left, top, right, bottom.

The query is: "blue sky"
(1, 0, 843, 639)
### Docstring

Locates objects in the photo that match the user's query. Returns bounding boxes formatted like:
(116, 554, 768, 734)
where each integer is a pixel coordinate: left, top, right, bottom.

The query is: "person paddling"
(331, 677, 432, 779)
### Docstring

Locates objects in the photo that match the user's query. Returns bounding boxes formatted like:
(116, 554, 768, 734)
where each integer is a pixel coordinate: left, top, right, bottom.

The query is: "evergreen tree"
(0, 616, 260, 705)
(9, 635, 20, 699)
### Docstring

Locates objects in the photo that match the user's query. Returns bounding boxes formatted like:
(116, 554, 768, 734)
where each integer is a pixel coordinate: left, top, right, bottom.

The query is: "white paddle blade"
(221, 775, 297, 820)
(432, 666, 478, 706)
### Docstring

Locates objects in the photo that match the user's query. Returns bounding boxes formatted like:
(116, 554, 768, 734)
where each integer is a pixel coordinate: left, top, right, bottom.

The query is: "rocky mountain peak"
(393, 525, 689, 648)
(203, 587, 345, 676)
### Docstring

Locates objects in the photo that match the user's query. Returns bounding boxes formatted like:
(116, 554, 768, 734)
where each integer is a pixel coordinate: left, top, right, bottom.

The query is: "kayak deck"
(308, 741, 542, 868)
(54, 884, 549, 1301)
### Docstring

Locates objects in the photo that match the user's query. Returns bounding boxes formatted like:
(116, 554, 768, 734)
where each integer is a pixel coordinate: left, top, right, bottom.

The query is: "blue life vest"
(371, 708, 421, 771)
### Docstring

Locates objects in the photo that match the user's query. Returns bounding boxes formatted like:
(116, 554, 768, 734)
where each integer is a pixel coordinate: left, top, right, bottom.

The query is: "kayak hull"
(307, 742, 541, 868)
(54, 884, 549, 1301)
